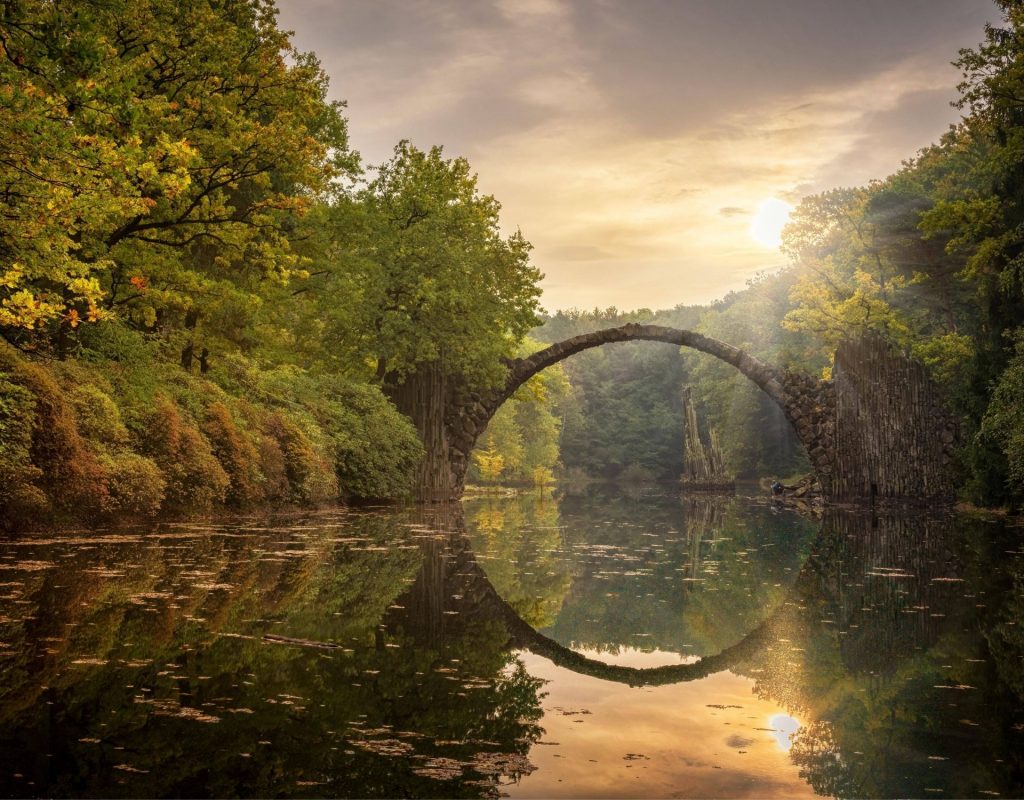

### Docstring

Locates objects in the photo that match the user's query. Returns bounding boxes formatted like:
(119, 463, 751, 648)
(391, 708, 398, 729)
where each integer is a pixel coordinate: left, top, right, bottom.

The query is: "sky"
(276, 0, 999, 313)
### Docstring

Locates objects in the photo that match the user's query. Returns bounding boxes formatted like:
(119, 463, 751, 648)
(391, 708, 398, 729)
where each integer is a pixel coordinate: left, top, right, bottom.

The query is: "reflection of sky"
(570, 646, 701, 668)
(509, 653, 814, 798)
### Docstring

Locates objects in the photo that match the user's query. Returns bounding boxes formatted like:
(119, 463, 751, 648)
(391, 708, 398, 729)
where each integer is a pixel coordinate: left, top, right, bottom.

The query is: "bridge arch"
(390, 324, 957, 503)
(441, 323, 835, 499)
(485, 563, 789, 687)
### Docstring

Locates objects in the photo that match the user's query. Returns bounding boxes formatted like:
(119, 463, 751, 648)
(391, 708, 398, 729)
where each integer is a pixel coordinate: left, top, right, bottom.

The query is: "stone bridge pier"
(391, 324, 958, 504)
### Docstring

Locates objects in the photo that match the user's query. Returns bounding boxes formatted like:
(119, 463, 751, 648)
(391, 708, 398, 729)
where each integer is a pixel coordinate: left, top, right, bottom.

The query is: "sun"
(749, 198, 794, 250)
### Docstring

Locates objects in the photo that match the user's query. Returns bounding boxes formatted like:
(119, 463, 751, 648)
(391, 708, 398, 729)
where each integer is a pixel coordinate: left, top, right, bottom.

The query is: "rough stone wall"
(830, 336, 958, 502)
(781, 371, 837, 495)
(384, 364, 461, 502)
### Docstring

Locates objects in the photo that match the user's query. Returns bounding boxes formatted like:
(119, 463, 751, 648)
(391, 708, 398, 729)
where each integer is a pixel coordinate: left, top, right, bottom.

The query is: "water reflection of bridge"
(383, 503, 967, 687)
(0, 496, 1015, 799)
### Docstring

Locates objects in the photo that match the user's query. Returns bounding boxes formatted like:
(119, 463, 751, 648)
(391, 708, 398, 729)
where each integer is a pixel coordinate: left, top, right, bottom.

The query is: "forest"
(2, 0, 1024, 528)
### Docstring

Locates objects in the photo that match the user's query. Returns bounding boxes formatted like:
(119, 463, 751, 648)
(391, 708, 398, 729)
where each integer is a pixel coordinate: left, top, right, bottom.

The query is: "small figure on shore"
(770, 480, 784, 496)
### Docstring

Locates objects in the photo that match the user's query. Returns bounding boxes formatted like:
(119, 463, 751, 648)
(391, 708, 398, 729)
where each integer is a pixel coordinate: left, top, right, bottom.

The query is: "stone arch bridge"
(388, 324, 958, 503)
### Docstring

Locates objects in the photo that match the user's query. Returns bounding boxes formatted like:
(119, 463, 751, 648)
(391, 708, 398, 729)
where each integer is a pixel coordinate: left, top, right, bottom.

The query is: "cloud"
(277, 0, 996, 310)
(472, 50, 969, 309)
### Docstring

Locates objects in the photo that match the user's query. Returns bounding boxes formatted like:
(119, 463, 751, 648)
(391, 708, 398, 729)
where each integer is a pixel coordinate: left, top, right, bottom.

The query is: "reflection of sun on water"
(511, 654, 818, 798)
(769, 712, 800, 751)
(749, 198, 794, 249)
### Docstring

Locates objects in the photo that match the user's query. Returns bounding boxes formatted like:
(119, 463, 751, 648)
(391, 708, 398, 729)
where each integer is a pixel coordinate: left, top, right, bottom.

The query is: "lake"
(0, 486, 1021, 798)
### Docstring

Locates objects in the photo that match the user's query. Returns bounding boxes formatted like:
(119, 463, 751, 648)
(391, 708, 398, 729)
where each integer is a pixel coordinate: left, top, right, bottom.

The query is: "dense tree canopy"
(0, 0, 552, 525)
(282, 142, 543, 390)
(0, 0, 353, 357)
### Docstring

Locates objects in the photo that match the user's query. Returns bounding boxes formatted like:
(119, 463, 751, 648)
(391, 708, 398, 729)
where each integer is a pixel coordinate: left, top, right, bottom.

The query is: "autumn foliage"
(0, 337, 423, 529)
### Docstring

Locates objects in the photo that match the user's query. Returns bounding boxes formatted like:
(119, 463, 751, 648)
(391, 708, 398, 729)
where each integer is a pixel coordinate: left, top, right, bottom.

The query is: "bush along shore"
(0, 334, 423, 531)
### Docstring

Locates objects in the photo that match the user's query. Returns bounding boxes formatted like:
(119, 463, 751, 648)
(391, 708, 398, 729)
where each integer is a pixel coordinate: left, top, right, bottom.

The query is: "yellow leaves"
(136, 161, 158, 183)
(473, 438, 506, 484)
(0, 289, 60, 329)
(0, 0, 353, 351)
(66, 276, 103, 301)
(1, 264, 25, 290)
(912, 333, 976, 388)
(522, 375, 548, 404)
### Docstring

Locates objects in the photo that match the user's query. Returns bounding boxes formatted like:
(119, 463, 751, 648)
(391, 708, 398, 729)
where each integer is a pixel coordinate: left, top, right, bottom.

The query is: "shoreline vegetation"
(4, 2, 1024, 531)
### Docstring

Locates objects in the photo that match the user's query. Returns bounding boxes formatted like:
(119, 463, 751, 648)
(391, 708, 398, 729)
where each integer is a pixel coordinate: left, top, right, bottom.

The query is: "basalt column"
(831, 336, 959, 502)
(385, 364, 461, 502)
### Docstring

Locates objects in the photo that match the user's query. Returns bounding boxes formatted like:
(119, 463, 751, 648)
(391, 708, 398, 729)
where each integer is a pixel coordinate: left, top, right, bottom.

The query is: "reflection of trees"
(483, 487, 816, 658)
(988, 563, 1024, 702)
(748, 510, 1024, 799)
(0, 508, 546, 798)
(677, 495, 815, 654)
(464, 493, 571, 629)
(681, 494, 724, 582)
(790, 721, 862, 799)
(4, 500, 1023, 798)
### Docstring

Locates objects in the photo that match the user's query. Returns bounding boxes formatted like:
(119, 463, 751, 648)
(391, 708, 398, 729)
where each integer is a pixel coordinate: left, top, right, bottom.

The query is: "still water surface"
(0, 486, 1021, 797)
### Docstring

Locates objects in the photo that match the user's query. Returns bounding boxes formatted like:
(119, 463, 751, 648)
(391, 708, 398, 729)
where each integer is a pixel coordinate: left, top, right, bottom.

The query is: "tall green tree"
(0, 0, 352, 358)
(298, 142, 543, 391)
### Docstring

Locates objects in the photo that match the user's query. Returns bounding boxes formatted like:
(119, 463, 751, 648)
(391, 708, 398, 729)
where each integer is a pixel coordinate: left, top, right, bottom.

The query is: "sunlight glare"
(749, 198, 794, 250)
(768, 713, 801, 751)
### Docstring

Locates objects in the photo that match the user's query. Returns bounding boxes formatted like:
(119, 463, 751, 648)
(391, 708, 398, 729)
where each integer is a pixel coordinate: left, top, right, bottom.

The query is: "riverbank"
(0, 340, 422, 532)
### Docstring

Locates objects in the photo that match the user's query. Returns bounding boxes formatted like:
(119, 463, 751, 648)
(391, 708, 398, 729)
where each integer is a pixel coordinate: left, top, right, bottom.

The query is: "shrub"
(0, 348, 108, 517)
(99, 452, 166, 516)
(69, 384, 130, 445)
(263, 410, 338, 503)
(257, 433, 291, 502)
(202, 402, 264, 507)
(0, 373, 47, 525)
(254, 367, 422, 500)
(137, 396, 229, 512)
(328, 383, 422, 500)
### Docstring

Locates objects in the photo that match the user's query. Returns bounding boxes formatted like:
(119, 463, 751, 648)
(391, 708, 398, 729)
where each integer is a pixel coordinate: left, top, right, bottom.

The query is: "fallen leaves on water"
(471, 751, 536, 777)
(412, 757, 464, 780)
(134, 697, 220, 723)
